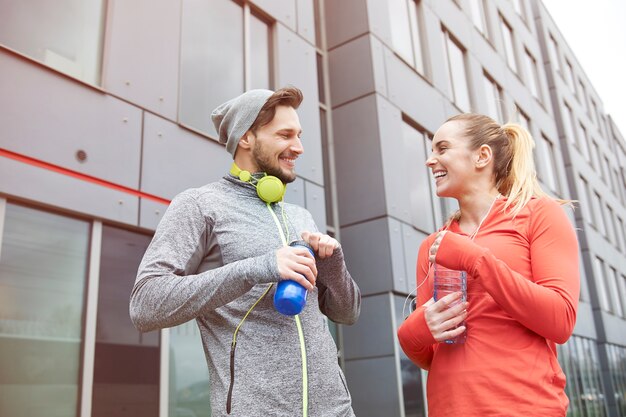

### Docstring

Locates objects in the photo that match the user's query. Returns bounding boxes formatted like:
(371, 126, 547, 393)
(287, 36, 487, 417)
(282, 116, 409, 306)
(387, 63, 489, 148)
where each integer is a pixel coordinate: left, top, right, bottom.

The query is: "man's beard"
(252, 141, 297, 184)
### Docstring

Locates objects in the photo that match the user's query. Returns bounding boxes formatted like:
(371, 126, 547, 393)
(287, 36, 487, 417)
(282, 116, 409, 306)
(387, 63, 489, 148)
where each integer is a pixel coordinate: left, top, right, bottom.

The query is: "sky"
(541, 0, 626, 137)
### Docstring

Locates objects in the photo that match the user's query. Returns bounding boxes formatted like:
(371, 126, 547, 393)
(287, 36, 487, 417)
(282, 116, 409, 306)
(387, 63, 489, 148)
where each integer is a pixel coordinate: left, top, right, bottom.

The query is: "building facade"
(0, 0, 624, 416)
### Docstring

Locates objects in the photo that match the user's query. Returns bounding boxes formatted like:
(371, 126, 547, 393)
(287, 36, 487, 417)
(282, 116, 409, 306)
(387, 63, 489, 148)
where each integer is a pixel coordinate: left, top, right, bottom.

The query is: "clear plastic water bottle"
(274, 241, 315, 316)
(433, 264, 467, 344)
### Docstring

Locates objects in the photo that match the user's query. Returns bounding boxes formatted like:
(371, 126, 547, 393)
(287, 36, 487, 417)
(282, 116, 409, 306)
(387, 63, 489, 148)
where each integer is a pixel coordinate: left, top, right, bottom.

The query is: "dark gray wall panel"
(284, 177, 305, 208)
(341, 218, 392, 295)
(305, 181, 327, 233)
(0, 51, 142, 189)
(275, 23, 324, 185)
(102, 0, 180, 120)
(332, 95, 386, 226)
(325, 0, 368, 50)
(343, 293, 395, 359)
(141, 113, 230, 200)
(384, 50, 447, 133)
(344, 356, 401, 417)
(0, 157, 139, 225)
(328, 35, 375, 108)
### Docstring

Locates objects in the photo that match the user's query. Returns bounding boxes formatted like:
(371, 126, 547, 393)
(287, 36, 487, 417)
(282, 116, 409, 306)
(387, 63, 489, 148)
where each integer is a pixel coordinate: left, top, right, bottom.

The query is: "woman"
(397, 113, 579, 416)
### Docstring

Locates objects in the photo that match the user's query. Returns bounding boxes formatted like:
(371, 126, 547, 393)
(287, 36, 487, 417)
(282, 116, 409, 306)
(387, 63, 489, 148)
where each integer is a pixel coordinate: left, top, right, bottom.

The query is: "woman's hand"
(422, 292, 468, 343)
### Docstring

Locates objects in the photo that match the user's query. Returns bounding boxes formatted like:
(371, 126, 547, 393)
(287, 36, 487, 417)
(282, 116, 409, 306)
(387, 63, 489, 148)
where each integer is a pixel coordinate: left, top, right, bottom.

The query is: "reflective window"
(605, 205, 617, 247)
(601, 156, 611, 187)
(515, 106, 530, 132)
(606, 344, 626, 415)
(179, 0, 272, 138)
(561, 102, 578, 147)
(591, 191, 607, 236)
(0, 204, 89, 416)
(537, 134, 559, 193)
(169, 321, 211, 417)
(607, 266, 623, 317)
(403, 121, 436, 233)
(617, 217, 626, 254)
(0, 0, 105, 84)
(593, 257, 611, 313)
(442, 29, 470, 111)
(565, 59, 576, 92)
(468, 0, 488, 36)
(482, 72, 504, 123)
(389, 0, 426, 74)
(576, 122, 591, 162)
(512, 0, 527, 23)
(558, 336, 608, 417)
(548, 34, 561, 73)
(577, 176, 593, 225)
(523, 49, 541, 101)
(92, 226, 159, 416)
(578, 80, 589, 113)
(500, 16, 517, 73)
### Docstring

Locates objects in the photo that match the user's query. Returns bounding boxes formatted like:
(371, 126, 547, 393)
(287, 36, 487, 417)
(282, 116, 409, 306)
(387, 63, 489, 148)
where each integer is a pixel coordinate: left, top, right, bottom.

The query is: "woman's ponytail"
(499, 123, 548, 217)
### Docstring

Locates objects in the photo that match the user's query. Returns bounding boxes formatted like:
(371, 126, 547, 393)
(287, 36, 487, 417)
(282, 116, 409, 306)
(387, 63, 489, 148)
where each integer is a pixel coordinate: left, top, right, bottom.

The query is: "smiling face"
(250, 105, 303, 184)
(426, 120, 481, 199)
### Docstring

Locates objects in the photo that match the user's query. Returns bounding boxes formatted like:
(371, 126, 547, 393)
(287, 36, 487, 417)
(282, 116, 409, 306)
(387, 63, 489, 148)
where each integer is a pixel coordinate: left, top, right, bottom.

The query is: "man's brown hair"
(249, 86, 303, 134)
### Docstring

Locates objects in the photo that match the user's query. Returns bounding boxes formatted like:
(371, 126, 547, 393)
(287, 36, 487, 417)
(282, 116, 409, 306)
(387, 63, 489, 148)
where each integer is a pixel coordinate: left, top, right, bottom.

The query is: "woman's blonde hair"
(447, 113, 562, 217)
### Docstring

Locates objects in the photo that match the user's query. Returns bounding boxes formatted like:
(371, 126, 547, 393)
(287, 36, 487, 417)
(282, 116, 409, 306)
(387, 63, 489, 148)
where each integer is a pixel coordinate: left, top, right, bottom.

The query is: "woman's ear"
(475, 144, 493, 168)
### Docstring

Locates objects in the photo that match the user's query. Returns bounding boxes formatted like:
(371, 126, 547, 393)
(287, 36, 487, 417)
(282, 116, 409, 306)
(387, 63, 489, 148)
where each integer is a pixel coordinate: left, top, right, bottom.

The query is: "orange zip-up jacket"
(397, 197, 579, 417)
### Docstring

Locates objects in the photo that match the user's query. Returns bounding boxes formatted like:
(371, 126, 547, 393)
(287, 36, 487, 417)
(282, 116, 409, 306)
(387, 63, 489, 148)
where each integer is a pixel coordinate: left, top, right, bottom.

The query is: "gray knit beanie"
(211, 89, 274, 158)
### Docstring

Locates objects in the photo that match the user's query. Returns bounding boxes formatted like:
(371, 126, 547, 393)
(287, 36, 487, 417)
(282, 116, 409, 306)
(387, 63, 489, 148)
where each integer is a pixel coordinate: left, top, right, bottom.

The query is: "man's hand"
(276, 246, 317, 290)
(301, 231, 339, 259)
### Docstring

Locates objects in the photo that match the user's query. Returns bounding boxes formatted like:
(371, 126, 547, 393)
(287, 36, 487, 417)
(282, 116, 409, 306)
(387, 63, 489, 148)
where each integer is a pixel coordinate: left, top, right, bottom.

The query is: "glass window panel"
(92, 226, 159, 417)
(180, 0, 244, 137)
(319, 108, 334, 227)
(249, 13, 271, 90)
(589, 140, 600, 171)
(483, 72, 504, 123)
(469, 0, 487, 34)
(548, 35, 561, 73)
(537, 134, 559, 192)
(619, 275, 626, 318)
(565, 60, 576, 92)
(605, 205, 616, 246)
(0, 204, 89, 417)
(578, 80, 589, 112)
(0, 0, 105, 85)
(617, 217, 626, 254)
(169, 321, 211, 417)
(601, 156, 611, 186)
(591, 191, 607, 236)
(317, 52, 326, 104)
(516, 106, 530, 131)
(561, 102, 578, 147)
(524, 49, 541, 101)
(500, 16, 517, 72)
(593, 257, 611, 313)
(576, 122, 591, 162)
(408, 0, 425, 74)
(389, 0, 415, 64)
(400, 354, 426, 417)
(403, 123, 435, 232)
(578, 176, 594, 225)
(444, 31, 470, 111)
(512, 0, 526, 21)
(607, 267, 623, 317)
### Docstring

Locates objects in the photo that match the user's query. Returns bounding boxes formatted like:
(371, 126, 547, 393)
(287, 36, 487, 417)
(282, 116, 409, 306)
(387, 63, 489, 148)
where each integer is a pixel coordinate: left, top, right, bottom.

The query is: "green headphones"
(230, 162, 286, 203)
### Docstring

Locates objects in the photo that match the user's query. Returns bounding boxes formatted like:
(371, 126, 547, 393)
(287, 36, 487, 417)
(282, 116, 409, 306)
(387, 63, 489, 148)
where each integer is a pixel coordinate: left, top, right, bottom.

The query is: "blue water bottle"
(274, 241, 315, 316)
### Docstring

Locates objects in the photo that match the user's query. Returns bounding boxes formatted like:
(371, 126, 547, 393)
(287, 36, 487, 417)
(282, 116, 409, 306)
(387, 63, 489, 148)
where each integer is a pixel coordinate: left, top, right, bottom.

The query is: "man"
(130, 86, 361, 417)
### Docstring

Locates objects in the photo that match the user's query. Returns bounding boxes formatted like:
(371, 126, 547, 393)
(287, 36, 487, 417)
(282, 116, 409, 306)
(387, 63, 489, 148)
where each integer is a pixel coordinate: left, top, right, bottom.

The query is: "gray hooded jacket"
(130, 175, 361, 417)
